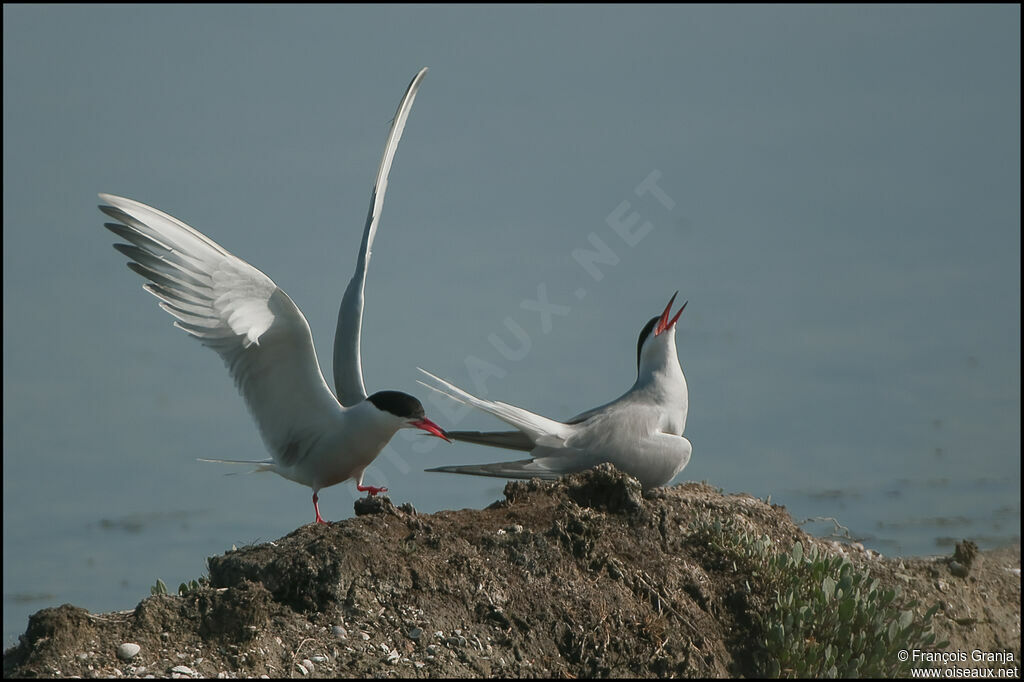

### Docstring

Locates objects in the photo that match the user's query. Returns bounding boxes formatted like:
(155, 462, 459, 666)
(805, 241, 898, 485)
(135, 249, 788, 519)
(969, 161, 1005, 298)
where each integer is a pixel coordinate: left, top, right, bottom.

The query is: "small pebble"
(332, 625, 348, 639)
(116, 643, 141, 661)
(408, 627, 422, 641)
(359, 631, 370, 640)
(301, 658, 315, 673)
(386, 649, 400, 664)
(296, 662, 309, 676)
(426, 644, 439, 656)
(310, 655, 328, 663)
(77, 653, 90, 662)
(170, 665, 194, 676)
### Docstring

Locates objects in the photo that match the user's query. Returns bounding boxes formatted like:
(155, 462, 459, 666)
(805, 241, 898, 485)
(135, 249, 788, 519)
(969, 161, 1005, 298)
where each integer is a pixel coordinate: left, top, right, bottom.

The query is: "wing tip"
(98, 192, 131, 209)
(423, 461, 561, 481)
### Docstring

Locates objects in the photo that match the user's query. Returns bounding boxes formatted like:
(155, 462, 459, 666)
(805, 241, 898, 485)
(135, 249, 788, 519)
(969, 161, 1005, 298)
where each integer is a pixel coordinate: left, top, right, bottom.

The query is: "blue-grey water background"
(3, 5, 1019, 649)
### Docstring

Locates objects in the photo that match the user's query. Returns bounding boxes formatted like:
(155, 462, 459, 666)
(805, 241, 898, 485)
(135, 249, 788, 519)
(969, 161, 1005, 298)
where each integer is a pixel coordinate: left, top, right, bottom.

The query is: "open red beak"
(410, 417, 452, 442)
(654, 292, 687, 336)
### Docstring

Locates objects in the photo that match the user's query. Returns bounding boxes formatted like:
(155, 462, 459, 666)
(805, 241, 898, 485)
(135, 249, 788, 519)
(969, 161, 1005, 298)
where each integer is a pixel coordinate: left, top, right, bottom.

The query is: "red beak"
(410, 417, 452, 442)
(654, 292, 688, 336)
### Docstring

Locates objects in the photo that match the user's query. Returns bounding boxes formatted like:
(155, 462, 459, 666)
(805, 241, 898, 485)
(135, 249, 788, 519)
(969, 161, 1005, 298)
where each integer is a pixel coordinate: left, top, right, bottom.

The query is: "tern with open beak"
(100, 67, 450, 524)
(419, 293, 690, 490)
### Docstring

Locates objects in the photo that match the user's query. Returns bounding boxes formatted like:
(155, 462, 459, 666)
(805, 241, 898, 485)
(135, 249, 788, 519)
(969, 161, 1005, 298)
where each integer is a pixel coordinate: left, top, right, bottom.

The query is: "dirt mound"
(4, 465, 1020, 678)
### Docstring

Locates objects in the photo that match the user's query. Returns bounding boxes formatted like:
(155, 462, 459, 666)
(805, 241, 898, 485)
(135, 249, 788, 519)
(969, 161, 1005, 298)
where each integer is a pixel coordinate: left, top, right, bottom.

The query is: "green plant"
(690, 519, 947, 677)
(150, 576, 208, 597)
(177, 578, 206, 596)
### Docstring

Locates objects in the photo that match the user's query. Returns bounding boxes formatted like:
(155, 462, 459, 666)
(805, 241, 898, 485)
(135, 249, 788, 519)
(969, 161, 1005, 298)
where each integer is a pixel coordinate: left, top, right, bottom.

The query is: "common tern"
(101, 67, 450, 524)
(420, 293, 690, 489)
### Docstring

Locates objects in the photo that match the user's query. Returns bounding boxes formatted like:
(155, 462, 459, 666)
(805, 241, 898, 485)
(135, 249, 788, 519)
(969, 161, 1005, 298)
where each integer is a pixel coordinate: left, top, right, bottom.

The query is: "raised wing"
(333, 67, 429, 406)
(100, 193, 343, 463)
(417, 368, 572, 447)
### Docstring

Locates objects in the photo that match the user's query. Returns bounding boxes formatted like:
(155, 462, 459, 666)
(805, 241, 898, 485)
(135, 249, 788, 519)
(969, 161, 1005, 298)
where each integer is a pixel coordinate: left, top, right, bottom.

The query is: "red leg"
(313, 492, 328, 524)
(356, 484, 388, 496)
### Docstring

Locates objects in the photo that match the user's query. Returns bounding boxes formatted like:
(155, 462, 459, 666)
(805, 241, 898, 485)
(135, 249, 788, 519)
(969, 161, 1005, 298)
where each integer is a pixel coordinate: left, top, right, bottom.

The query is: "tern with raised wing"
(420, 293, 690, 490)
(101, 67, 449, 524)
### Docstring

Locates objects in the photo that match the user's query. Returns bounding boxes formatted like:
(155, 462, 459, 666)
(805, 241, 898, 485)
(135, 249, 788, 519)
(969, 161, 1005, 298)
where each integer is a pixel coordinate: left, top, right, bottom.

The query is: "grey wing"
(444, 393, 628, 450)
(425, 447, 611, 481)
(446, 430, 534, 452)
(425, 455, 572, 481)
(333, 67, 429, 406)
(426, 460, 560, 480)
(417, 368, 572, 447)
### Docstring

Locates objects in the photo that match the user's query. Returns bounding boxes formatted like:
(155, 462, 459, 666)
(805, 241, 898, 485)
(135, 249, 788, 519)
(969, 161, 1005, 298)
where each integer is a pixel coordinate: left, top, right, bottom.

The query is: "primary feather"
(101, 194, 345, 466)
(443, 430, 534, 452)
(416, 368, 571, 448)
(334, 67, 429, 406)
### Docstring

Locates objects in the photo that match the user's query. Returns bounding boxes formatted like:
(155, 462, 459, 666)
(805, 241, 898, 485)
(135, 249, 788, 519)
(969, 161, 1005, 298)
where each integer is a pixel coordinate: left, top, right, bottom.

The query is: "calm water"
(3, 5, 1019, 649)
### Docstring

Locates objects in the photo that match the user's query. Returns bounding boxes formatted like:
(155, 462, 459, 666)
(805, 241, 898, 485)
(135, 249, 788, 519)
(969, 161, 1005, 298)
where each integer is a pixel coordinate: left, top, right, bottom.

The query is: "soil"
(4, 465, 1020, 678)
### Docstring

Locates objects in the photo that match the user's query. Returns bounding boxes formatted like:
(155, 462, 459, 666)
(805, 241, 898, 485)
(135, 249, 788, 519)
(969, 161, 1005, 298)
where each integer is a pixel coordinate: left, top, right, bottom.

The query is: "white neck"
(634, 329, 688, 427)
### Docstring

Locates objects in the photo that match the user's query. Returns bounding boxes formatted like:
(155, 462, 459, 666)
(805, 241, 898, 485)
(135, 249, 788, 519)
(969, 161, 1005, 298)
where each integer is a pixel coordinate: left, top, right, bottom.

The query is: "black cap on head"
(367, 391, 426, 420)
(636, 316, 660, 371)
